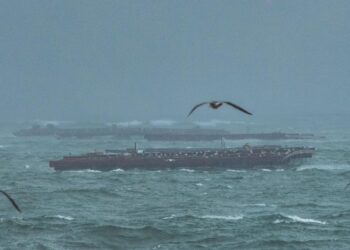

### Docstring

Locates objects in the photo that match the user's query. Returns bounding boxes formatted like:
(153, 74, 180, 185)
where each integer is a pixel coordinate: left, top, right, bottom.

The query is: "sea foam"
(162, 214, 243, 221)
(179, 168, 194, 172)
(200, 215, 243, 221)
(274, 214, 326, 225)
(69, 169, 102, 173)
(52, 215, 74, 221)
(226, 169, 246, 173)
(112, 168, 124, 172)
(297, 164, 350, 171)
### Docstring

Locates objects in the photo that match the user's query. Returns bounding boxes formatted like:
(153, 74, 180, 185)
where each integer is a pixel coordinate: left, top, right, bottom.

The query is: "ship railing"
(281, 148, 315, 162)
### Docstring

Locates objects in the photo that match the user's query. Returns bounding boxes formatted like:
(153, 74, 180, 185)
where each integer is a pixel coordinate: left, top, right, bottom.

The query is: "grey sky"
(1, 0, 349, 122)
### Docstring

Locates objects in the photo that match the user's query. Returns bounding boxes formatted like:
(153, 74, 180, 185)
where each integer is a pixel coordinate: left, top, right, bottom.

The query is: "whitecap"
(0, 145, 7, 149)
(273, 219, 283, 224)
(69, 169, 102, 173)
(53, 215, 74, 221)
(285, 215, 326, 224)
(261, 169, 272, 172)
(251, 203, 267, 207)
(276, 169, 284, 172)
(112, 168, 124, 172)
(240, 203, 269, 207)
(274, 214, 326, 225)
(200, 215, 243, 221)
(163, 214, 243, 221)
(162, 214, 177, 220)
(152, 244, 162, 250)
(86, 169, 102, 173)
(226, 169, 246, 173)
(297, 164, 350, 171)
(180, 168, 194, 172)
(25, 164, 30, 169)
(196, 183, 203, 187)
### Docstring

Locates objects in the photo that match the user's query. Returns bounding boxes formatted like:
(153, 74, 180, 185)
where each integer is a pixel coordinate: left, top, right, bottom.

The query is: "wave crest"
(52, 215, 74, 221)
(162, 214, 243, 221)
(297, 164, 350, 171)
(273, 214, 326, 225)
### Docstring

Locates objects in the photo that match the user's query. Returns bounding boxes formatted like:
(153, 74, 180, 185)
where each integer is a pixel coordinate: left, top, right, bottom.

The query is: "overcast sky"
(1, 0, 349, 122)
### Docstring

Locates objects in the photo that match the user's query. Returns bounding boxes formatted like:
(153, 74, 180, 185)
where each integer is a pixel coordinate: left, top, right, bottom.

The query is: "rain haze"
(2, 2, 350, 249)
(1, 0, 350, 123)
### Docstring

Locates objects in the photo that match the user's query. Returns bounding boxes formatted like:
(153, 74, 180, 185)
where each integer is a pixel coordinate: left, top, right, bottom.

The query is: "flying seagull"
(187, 101, 252, 117)
(0, 190, 21, 213)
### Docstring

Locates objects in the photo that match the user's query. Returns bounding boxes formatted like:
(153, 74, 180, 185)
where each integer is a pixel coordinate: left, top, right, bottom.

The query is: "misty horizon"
(1, 1, 350, 122)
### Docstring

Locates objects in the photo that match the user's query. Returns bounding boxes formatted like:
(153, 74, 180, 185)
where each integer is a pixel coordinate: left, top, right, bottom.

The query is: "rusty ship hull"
(49, 146, 315, 171)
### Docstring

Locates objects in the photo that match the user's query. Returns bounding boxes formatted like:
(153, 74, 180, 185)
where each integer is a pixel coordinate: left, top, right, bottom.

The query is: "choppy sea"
(0, 117, 350, 249)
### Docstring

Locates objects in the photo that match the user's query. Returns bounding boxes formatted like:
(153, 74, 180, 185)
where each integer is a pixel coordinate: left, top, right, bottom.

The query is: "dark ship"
(14, 124, 321, 141)
(143, 132, 318, 141)
(49, 145, 315, 171)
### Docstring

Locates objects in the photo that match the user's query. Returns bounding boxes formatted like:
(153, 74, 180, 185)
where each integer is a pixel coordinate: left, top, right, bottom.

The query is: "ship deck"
(49, 146, 315, 171)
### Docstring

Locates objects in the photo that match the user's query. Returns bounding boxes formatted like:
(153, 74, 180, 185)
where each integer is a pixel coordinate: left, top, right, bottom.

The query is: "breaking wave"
(241, 203, 268, 207)
(51, 215, 74, 221)
(273, 214, 326, 225)
(297, 164, 350, 171)
(85, 169, 102, 173)
(162, 214, 243, 221)
(200, 215, 244, 220)
(68, 169, 102, 173)
(179, 168, 194, 172)
(112, 168, 124, 172)
(226, 169, 246, 173)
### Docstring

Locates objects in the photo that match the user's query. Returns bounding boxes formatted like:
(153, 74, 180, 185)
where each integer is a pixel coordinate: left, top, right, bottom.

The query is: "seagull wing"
(0, 190, 22, 213)
(187, 102, 209, 117)
(223, 101, 252, 115)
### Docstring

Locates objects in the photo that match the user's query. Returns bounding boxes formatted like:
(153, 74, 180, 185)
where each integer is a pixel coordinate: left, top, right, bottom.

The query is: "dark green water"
(0, 120, 350, 249)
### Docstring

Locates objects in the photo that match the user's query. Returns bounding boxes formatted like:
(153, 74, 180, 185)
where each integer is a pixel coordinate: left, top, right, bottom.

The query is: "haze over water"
(1, 0, 350, 121)
(1, 0, 350, 249)
(1, 117, 350, 249)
